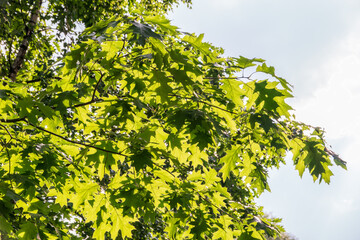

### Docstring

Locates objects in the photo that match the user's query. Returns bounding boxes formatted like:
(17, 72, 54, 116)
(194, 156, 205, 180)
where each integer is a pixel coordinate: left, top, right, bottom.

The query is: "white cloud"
(170, 1, 360, 239)
(293, 18, 360, 161)
(266, 17, 360, 239)
(331, 198, 359, 215)
(205, 0, 243, 8)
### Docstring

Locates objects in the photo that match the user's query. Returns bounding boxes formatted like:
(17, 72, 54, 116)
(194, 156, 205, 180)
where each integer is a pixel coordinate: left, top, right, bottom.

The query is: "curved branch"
(71, 72, 105, 108)
(91, 72, 105, 101)
(0, 124, 13, 138)
(27, 121, 127, 157)
(169, 94, 237, 115)
(0, 117, 26, 123)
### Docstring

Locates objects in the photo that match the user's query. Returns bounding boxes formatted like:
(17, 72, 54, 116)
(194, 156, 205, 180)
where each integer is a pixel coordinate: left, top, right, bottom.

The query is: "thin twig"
(169, 93, 237, 115)
(203, 76, 250, 80)
(0, 124, 13, 138)
(26, 76, 61, 84)
(91, 72, 105, 101)
(71, 69, 105, 108)
(71, 100, 98, 108)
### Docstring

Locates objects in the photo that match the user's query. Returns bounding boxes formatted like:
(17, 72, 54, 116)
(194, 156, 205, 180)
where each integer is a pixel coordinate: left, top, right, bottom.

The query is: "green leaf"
(253, 80, 292, 117)
(128, 20, 162, 46)
(212, 215, 234, 239)
(101, 40, 125, 60)
(165, 218, 179, 239)
(326, 147, 347, 170)
(111, 211, 135, 239)
(221, 78, 244, 107)
(236, 56, 265, 69)
(144, 15, 178, 34)
(169, 68, 192, 89)
(256, 63, 292, 91)
(304, 141, 333, 184)
(36, 102, 57, 119)
(131, 149, 153, 171)
(0, 215, 12, 233)
(220, 147, 241, 181)
(249, 113, 273, 133)
(17, 222, 37, 240)
(152, 70, 172, 102)
(72, 182, 99, 209)
(0, 89, 11, 99)
(154, 169, 174, 183)
(250, 164, 270, 194)
(182, 34, 216, 62)
(190, 210, 210, 238)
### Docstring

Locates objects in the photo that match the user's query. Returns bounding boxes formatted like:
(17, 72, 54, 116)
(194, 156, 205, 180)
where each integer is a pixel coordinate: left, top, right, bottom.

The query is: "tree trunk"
(9, 0, 42, 82)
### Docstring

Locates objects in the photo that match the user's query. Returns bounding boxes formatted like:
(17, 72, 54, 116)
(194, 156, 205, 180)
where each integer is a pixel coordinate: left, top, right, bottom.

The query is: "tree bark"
(9, 0, 42, 82)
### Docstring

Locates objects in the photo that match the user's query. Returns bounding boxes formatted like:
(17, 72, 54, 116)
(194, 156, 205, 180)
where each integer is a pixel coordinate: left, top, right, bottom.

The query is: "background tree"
(0, 0, 346, 239)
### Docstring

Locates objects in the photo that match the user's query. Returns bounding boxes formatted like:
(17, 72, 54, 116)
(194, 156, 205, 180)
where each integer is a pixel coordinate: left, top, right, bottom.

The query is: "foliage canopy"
(0, 0, 345, 239)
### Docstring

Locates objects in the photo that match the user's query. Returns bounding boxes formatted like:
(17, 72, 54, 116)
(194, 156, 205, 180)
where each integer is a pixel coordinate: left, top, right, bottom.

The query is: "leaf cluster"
(0, 1, 345, 239)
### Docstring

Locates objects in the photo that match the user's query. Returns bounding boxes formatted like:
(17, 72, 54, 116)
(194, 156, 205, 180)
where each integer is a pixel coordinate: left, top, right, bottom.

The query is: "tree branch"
(26, 76, 62, 84)
(9, 0, 42, 81)
(71, 100, 98, 108)
(27, 121, 127, 157)
(0, 124, 14, 138)
(71, 72, 105, 108)
(0, 117, 26, 123)
(91, 72, 104, 101)
(169, 94, 237, 115)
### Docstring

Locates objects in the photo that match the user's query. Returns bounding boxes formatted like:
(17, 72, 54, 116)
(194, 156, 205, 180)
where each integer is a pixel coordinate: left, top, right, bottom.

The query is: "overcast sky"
(169, 1, 360, 239)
